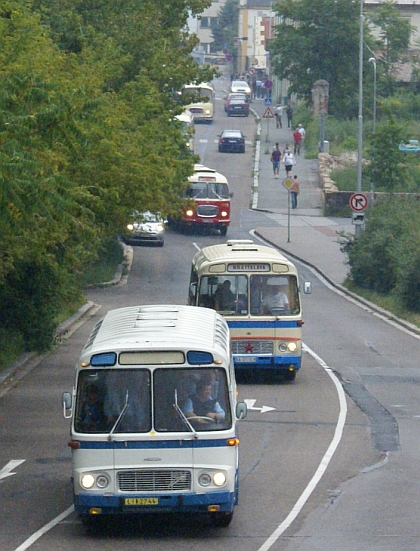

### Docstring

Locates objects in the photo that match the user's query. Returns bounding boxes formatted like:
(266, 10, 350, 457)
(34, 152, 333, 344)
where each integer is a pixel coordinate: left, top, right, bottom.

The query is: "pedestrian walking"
(270, 143, 282, 178)
(293, 128, 302, 155)
(290, 175, 300, 209)
(286, 105, 293, 128)
(283, 149, 296, 176)
(298, 123, 306, 141)
(274, 105, 283, 128)
(255, 78, 262, 98)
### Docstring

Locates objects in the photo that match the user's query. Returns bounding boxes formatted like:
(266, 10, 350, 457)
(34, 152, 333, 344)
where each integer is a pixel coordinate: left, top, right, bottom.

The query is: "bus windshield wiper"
(173, 389, 197, 438)
(108, 390, 129, 441)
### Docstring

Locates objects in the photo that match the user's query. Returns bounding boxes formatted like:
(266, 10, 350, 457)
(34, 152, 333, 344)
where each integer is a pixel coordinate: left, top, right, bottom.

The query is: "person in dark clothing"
(286, 105, 293, 128)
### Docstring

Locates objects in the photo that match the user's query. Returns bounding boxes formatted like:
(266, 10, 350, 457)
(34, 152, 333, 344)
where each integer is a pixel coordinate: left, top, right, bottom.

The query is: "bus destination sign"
(227, 263, 270, 272)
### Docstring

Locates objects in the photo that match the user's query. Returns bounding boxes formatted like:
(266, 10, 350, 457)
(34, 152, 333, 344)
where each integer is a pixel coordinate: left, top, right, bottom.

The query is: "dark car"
(226, 97, 249, 117)
(218, 130, 246, 153)
(224, 92, 247, 112)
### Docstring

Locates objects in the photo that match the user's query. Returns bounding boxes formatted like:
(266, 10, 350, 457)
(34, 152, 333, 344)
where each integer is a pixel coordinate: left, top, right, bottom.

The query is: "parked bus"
(168, 164, 232, 235)
(188, 240, 311, 380)
(181, 82, 215, 123)
(62, 305, 246, 528)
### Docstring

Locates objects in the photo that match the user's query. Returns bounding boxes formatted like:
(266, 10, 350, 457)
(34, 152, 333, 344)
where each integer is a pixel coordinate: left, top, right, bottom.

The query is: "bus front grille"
(197, 205, 218, 217)
(118, 470, 191, 492)
(232, 341, 274, 355)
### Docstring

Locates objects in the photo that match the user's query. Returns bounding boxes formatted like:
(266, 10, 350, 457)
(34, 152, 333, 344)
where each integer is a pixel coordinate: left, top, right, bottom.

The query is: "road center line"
(257, 343, 347, 551)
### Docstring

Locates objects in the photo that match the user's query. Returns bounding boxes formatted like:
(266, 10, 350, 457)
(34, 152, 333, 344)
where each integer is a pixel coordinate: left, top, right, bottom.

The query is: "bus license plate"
(124, 497, 159, 506)
(235, 356, 256, 363)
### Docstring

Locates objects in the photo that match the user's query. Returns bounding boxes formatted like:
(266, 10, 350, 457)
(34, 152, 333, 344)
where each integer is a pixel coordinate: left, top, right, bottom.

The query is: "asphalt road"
(1, 74, 420, 551)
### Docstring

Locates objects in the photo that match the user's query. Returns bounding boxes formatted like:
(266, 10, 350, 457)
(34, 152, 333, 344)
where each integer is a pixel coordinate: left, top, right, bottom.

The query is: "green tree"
(0, 0, 206, 352)
(366, 111, 408, 191)
(368, 0, 412, 94)
(211, 0, 239, 59)
(269, 0, 375, 118)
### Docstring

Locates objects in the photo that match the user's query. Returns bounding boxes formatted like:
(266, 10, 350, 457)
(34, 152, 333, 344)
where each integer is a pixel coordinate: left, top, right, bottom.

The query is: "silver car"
(125, 211, 165, 246)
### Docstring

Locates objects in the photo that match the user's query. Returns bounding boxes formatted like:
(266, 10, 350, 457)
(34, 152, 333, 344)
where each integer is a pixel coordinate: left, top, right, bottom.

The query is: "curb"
(254, 229, 420, 338)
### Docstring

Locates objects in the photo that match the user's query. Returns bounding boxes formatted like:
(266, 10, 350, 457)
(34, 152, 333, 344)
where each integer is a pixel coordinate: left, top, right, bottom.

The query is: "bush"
(347, 197, 420, 310)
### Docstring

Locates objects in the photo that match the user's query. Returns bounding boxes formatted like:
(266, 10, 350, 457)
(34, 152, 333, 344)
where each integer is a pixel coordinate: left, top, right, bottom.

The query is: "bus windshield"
(74, 367, 232, 434)
(196, 274, 300, 316)
(181, 86, 214, 102)
(185, 182, 230, 200)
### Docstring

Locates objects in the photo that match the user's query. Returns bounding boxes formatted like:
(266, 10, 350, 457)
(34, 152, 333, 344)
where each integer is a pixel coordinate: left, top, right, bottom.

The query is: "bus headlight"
(185, 209, 194, 218)
(96, 474, 110, 489)
(127, 224, 134, 231)
(198, 471, 227, 488)
(220, 211, 228, 217)
(81, 474, 95, 489)
(199, 473, 212, 487)
(213, 472, 226, 486)
(278, 342, 298, 353)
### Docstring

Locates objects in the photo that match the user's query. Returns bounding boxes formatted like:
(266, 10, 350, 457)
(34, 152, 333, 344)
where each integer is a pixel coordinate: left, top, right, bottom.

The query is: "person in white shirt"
(262, 285, 290, 315)
(283, 150, 296, 176)
(298, 124, 306, 140)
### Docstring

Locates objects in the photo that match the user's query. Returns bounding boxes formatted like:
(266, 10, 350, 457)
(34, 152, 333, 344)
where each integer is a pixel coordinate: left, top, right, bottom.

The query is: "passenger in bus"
(214, 280, 235, 311)
(262, 282, 290, 315)
(79, 384, 107, 432)
(103, 372, 149, 432)
(182, 378, 225, 424)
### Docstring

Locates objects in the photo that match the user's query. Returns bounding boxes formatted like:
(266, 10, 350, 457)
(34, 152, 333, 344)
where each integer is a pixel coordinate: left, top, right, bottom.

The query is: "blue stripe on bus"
(77, 438, 235, 450)
(227, 320, 300, 328)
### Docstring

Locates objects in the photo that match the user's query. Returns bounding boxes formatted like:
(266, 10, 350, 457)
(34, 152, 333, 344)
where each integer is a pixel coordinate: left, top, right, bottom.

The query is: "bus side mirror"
(62, 392, 73, 419)
(230, 192, 234, 198)
(303, 281, 312, 294)
(236, 402, 247, 420)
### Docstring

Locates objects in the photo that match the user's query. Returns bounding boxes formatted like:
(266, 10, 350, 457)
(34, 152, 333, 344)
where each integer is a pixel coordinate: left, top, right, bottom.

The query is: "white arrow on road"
(0, 459, 25, 481)
(244, 399, 276, 413)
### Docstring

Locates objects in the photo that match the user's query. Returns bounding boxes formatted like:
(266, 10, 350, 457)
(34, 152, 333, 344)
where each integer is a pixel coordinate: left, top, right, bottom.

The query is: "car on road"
(226, 97, 249, 117)
(399, 139, 420, 154)
(230, 80, 251, 100)
(124, 211, 165, 246)
(218, 129, 246, 153)
(224, 92, 247, 112)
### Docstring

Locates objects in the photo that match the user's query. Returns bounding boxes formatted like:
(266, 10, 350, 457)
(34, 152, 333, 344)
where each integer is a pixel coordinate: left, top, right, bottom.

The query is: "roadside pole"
(263, 98, 275, 143)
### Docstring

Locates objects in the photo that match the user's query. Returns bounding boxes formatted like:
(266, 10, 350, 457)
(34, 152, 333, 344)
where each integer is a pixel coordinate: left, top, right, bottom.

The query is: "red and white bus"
(169, 164, 232, 235)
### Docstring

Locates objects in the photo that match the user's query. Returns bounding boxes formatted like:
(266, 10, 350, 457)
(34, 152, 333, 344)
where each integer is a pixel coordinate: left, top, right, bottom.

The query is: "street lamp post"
(356, 0, 364, 236)
(369, 57, 377, 133)
(369, 57, 376, 206)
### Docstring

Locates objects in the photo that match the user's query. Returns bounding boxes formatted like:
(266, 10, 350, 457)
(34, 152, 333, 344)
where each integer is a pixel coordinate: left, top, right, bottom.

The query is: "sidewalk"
(251, 99, 354, 286)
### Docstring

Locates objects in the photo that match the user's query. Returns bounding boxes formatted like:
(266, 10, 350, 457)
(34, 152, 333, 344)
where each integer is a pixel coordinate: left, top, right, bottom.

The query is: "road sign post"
(262, 107, 275, 143)
(349, 193, 367, 228)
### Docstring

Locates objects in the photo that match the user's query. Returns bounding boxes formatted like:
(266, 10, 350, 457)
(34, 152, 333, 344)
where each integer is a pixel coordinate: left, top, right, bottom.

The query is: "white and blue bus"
(62, 305, 247, 528)
(188, 240, 310, 381)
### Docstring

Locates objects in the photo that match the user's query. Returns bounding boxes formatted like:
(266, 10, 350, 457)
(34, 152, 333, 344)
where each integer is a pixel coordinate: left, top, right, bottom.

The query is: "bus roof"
(192, 240, 297, 272)
(80, 305, 230, 363)
(189, 164, 228, 184)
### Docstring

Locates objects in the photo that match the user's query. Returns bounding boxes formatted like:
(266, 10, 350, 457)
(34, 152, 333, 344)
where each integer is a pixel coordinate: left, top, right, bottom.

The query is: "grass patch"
(345, 281, 420, 329)
(80, 236, 125, 288)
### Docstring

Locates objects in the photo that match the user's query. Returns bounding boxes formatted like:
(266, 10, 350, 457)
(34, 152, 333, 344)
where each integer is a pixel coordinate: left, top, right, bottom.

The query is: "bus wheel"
(80, 515, 105, 534)
(210, 512, 233, 527)
(219, 226, 228, 236)
(284, 370, 296, 382)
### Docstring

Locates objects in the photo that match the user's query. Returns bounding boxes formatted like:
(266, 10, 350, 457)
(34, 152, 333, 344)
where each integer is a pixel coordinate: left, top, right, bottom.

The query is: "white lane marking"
(14, 506, 74, 551)
(0, 460, 25, 481)
(257, 343, 347, 551)
(244, 399, 276, 413)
